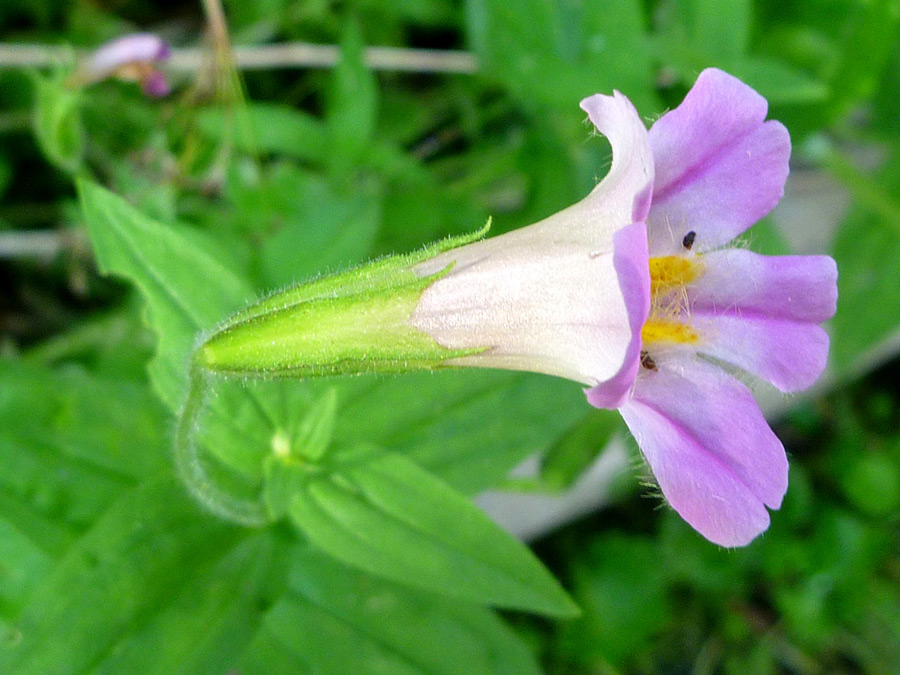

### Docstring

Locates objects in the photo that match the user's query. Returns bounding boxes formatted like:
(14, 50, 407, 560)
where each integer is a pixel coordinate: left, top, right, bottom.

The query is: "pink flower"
(79, 33, 171, 97)
(588, 69, 836, 546)
(412, 69, 837, 547)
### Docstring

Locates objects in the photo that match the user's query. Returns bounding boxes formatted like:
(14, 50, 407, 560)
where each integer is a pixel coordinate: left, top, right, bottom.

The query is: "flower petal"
(412, 90, 654, 387)
(691, 250, 838, 323)
(692, 313, 830, 392)
(87, 33, 170, 79)
(579, 91, 655, 228)
(619, 356, 787, 547)
(411, 241, 636, 385)
(141, 69, 171, 97)
(646, 68, 790, 254)
(684, 249, 837, 391)
(586, 221, 650, 408)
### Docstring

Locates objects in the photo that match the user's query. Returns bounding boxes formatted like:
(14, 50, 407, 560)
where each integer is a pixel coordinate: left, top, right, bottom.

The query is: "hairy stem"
(174, 361, 268, 526)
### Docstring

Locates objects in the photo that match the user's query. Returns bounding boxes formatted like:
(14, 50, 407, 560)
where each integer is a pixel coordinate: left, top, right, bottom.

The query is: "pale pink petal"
(586, 221, 650, 408)
(411, 90, 653, 387)
(691, 249, 837, 323)
(87, 33, 170, 79)
(619, 356, 788, 547)
(580, 91, 656, 226)
(691, 313, 830, 392)
(646, 69, 790, 255)
(683, 249, 836, 390)
(141, 69, 171, 97)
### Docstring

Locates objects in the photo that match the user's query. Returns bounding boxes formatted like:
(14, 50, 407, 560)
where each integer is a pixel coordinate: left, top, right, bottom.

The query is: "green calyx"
(196, 223, 490, 378)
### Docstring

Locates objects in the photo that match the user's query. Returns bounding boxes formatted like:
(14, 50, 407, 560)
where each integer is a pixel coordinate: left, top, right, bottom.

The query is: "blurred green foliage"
(1, 0, 899, 673)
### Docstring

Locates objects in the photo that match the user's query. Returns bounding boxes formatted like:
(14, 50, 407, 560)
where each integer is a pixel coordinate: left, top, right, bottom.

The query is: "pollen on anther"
(641, 319, 699, 345)
(648, 256, 702, 297)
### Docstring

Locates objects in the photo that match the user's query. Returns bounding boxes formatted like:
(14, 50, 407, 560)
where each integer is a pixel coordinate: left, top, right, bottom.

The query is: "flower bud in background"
(75, 33, 171, 97)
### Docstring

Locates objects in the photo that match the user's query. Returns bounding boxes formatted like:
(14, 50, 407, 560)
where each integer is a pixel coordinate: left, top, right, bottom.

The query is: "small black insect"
(640, 350, 658, 371)
(682, 230, 696, 250)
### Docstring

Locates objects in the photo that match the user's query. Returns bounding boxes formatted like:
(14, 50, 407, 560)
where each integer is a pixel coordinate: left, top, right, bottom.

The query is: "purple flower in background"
(412, 68, 836, 547)
(79, 33, 171, 97)
(586, 69, 837, 546)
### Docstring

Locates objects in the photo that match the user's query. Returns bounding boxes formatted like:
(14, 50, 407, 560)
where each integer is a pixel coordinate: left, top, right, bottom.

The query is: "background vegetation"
(1, 0, 899, 673)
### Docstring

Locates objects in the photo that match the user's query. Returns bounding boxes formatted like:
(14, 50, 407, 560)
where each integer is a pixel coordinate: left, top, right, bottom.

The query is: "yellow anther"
(641, 319, 699, 345)
(648, 255, 702, 297)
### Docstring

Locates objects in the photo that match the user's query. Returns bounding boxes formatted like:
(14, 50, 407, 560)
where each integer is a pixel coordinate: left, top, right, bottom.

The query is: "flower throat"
(641, 231, 703, 349)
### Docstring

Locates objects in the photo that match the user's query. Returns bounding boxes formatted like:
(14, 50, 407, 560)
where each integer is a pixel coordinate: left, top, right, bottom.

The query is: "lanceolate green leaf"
(0, 360, 170, 575)
(830, 154, 900, 371)
(90, 531, 286, 675)
(0, 478, 245, 675)
(0, 517, 55, 620)
(32, 71, 84, 174)
(286, 445, 579, 617)
(326, 19, 378, 176)
(541, 409, 623, 491)
(466, 0, 656, 112)
(334, 370, 589, 494)
(0, 360, 168, 480)
(238, 543, 542, 675)
(78, 179, 254, 410)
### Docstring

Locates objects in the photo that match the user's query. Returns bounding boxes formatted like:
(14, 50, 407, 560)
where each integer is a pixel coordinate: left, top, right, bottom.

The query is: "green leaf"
(192, 378, 331, 480)
(291, 387, 338, 462)
(287, 445, 578, 617)
(0, 477, 240, 674)
(90, 531, 286, 675)
(557, 534, 669, 667)
(670, 0, 752, 60)
(0, 361, 170, 559)
(255, 169, 382, 287)
(0, 433, 128, 534)
(78, 179, 254, 410)
(839, 453, 900, 517)
(194, 103, 327, 162)
(0, 359, 168, 480)
(540, 410, 622, 491)
(335, 370, 589, 494)
(0, 517, 55, 619)
(0, 488, 75, 561)
(870, 40, 900, 139)
(823, 0, 900, 119)
(326, 19, 379, 175)
(466, 0, 657, 112)
(829, 153, 900, 372)
(728, 57, 829, 106)
(23, 303, 157, 380)
(238, 543, 542, 675)
(32, 71, 84, 174)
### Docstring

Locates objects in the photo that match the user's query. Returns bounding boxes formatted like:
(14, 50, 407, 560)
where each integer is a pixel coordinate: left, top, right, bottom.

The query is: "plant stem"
(173, 362, 269, 526)
(0, 42, 478, 74)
